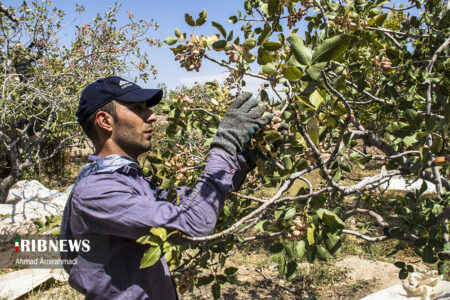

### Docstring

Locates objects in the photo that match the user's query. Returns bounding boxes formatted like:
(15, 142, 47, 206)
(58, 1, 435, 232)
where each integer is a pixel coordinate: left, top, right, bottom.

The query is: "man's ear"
(95, 111, 114, 133)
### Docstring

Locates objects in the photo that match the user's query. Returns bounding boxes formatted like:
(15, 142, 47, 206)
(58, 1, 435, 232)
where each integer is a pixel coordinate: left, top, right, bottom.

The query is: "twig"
(313, 0, 328, 37)
(203, 54, 277, 81)
(190, 108, 216, 117)
(381, 5, 416, 11)
(343, 208, 389, 228)
(367, 26, 429, 38)
(343, 229, 389, 242)
(240, 231, 284, 242)
(425, 37, 450, 197)
(0, 3, 18, 23)
(371, 151, 420, 161)
(383, 32, 403, 48)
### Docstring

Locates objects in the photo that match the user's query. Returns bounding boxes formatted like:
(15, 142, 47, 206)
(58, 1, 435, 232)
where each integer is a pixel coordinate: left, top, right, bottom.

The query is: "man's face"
(111, 101, 157, 158)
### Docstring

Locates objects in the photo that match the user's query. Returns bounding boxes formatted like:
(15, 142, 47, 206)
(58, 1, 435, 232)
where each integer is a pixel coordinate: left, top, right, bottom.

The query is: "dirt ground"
(23, 250, 432, 300)
(179, 253, 427, 300)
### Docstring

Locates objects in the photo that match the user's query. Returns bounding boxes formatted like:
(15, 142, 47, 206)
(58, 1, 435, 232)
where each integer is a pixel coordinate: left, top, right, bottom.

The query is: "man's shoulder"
(74, 171, 141, 197)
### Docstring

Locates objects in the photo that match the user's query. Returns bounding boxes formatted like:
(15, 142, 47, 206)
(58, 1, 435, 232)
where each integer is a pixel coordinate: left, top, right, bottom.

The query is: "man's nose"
(146, 111, 157, 123)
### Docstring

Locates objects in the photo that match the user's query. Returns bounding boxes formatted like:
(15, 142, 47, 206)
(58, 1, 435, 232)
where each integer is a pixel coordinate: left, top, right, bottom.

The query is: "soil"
(179, 254, 426, 300)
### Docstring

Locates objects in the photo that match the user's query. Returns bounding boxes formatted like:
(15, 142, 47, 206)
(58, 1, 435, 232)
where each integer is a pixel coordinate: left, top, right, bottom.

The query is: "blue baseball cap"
(76, 76, 163, 124)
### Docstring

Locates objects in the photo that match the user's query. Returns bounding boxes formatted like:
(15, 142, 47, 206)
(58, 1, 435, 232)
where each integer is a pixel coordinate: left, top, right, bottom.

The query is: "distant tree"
(0, 1, 160, 202)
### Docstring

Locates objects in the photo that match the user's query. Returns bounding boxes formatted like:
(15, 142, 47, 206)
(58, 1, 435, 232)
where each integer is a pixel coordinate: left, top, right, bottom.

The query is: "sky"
(3, 0, 416, 94)
(3, 0, 268, 92)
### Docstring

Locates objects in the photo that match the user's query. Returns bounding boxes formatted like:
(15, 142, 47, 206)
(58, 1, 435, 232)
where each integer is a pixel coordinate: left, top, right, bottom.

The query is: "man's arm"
(70, 147, 250, 239)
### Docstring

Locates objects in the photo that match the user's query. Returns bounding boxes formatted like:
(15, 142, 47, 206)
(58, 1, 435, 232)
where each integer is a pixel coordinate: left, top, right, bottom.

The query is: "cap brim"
(116, 88, 163, 107)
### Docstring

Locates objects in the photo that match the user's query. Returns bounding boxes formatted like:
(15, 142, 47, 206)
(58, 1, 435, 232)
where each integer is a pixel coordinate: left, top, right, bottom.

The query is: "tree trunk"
(0, 175, 15, 203)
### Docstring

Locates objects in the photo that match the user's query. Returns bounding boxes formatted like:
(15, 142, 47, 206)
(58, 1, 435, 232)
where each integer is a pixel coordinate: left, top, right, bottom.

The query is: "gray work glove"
(211, 92, 273, 157)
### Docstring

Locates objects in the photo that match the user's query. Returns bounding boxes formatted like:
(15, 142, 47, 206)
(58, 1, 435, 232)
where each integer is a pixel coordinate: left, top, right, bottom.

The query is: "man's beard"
(114, 124, 152, 157)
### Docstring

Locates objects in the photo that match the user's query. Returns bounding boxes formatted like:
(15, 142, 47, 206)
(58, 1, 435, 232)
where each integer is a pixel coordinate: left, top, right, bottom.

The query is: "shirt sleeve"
(70, 147, 251, 239)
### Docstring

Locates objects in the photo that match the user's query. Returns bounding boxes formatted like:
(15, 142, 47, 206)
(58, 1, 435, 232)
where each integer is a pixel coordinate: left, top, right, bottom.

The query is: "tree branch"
(367, 26, 429, 38)
(203, 54, 277, 81)
(0, 3, 18, 23)
(342, 229, 389, 242)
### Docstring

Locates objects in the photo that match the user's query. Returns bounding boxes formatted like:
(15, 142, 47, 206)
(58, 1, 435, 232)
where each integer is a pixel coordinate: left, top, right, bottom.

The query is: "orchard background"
(0, 0, 449, 299)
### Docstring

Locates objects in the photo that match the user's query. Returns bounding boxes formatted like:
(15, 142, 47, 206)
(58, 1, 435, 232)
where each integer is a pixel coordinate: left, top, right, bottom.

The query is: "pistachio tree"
(139, 0, 449, 297)
(0, 1, 160, 202)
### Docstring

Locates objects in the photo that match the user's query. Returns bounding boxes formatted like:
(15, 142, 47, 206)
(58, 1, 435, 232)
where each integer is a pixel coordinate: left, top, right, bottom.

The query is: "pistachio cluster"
(174, 37, 205, 72)
(177, 92, 194, 105)
(225, 44, 240, 63)
(287, 8, 306, 29)
(287, 216, 307, 239)
(300, 0, 315, 9)
(263, 105, 283, 131)
(374, 56, 392, 72)
(164, 145, 195, 181)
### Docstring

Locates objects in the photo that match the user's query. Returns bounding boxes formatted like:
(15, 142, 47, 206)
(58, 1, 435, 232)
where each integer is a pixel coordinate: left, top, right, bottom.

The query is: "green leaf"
(185, 13, 196, 26)
(333, 74, 346, 91)
(286, 261, 298, 280)
(164, 36, 178, 45)
(394, 261, 406, 269)
(212, 40, 228, 50)
(307, 224, 316, 245)
(317, 209, 346, 230)
(422, 245, 437, 263)
(283, 66, 302, 81)
(311, 35, 351, 63)
(306, 117, 319, 146)
(136, 235, 162, 246)
(438, 262, 446, 275)
(323, 232, 341, 254)
(282, 156, 293, 170)
(150, 227, 167, 241)
(295, 240, 306, 258)
(284, 207, 296, 220)
(196, 9, 207, 26)
(404, 109, 422, 129)
(307, 62, 327, 80)
(287, 34, 312, 65)
(242, 38, 256, 49)
(277, 254, 286, 276)
(159, 178, 171, 189)
(263, 41, 283, 51)
(265, 130, 281, 141)
(368, 13, 388, 26)
(258, 24, 271, 45)
(212, 21, 226, 38)
(229, 16, 238, 23)
(174, 28, 181, 38)
(268, 0, 280, 16)
(140, 246, 162, 268)
(255, 220, 268, 232)
(309, 90, 325, 108)
(262, 63, 277, 75)
(257, 48, 273, 65)
(227, 30, 234, 41)
(316, 245, 328, 260)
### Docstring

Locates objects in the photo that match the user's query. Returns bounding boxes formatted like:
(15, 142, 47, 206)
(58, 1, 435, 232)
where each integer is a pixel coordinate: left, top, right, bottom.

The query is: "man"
(60, 76, 273, 299)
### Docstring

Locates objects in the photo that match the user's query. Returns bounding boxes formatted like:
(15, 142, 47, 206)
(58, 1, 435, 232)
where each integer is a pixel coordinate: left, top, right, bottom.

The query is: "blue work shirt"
(64, 147, 250, 299)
